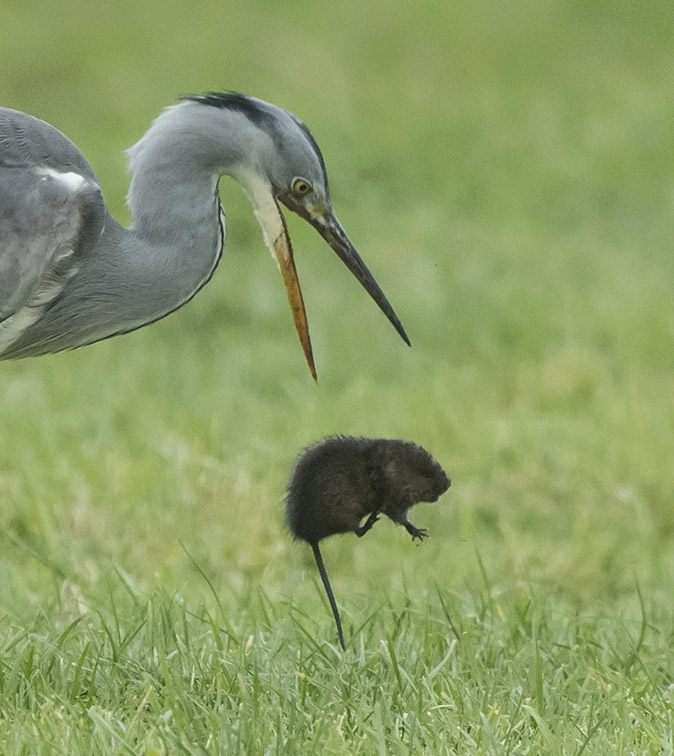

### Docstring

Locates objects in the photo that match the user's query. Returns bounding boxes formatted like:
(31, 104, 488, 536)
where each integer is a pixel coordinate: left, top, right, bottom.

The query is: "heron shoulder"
(0, 107, 99, 180)
(0, 164, 105, 358)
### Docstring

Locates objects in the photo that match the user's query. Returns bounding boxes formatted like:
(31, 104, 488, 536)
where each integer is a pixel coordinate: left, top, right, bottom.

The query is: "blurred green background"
(1, 0, 674, 751)
(2, 0, 674, 642)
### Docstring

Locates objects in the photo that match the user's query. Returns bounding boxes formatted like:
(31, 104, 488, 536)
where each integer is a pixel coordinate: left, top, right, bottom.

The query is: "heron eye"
(292, 178, 312, 196)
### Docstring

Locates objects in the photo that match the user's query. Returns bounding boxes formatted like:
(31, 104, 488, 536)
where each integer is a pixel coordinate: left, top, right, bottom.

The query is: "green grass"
(2, 0, 674, 752)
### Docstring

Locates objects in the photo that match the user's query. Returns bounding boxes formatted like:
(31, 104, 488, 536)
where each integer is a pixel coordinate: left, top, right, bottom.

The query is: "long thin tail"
(312, 542, 346, 650)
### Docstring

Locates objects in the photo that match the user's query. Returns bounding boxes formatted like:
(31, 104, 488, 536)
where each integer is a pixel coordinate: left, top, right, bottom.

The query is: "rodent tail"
(312, 542, 346, 651)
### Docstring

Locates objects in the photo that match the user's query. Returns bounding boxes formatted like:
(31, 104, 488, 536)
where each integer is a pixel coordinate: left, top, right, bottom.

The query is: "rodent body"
(286, 436, 451, 544)
(286, 436, 451, 649)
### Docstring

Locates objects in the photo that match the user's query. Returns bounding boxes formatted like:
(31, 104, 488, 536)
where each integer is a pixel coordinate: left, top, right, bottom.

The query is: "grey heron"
(0, 92, 409, 379)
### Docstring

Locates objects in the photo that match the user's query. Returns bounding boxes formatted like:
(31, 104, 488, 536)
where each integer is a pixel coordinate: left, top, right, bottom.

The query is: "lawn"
(1, 0, 674, 752)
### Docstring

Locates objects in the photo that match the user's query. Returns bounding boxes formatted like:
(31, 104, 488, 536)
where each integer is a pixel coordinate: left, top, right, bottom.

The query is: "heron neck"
(120, 164, 225, 310)
(93, 161, 226, 335)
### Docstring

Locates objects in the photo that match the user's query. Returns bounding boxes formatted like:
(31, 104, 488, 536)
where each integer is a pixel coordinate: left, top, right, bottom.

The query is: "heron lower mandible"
(0, 92, 409, 380)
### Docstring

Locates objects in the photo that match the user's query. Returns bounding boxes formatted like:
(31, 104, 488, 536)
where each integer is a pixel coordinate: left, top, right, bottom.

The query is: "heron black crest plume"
(180, 91, 278, 130)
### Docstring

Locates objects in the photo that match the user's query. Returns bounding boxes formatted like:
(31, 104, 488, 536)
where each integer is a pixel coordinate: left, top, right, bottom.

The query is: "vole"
(286, 436, 451, 650)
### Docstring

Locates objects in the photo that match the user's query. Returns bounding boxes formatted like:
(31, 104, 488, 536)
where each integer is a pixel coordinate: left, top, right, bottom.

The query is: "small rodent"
(286, 436, 451, 650)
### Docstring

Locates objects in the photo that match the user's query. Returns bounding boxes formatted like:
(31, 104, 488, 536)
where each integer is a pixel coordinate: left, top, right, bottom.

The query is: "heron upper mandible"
(0, 92, 409, 379)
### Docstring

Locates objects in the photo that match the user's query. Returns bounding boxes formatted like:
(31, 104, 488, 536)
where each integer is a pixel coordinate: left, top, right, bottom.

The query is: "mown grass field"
(1, 0, 674, 752)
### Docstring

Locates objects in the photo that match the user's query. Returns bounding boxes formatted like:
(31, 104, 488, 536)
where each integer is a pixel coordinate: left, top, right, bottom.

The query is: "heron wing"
(0, 108, 105, 323)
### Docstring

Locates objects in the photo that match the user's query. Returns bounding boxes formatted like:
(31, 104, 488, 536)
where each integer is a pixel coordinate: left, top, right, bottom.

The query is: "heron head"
(183, 92, 409, 380)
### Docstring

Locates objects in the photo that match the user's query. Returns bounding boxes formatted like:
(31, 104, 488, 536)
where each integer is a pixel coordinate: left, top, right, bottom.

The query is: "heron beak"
(270, 204, 317, 382)
(279, 198, 410, 347)
(246, 172, 408, 380)
(243, 176, 317, 380)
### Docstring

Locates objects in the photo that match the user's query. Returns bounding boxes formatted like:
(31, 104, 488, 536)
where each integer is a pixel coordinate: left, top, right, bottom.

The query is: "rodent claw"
(410, 528, 428, 542)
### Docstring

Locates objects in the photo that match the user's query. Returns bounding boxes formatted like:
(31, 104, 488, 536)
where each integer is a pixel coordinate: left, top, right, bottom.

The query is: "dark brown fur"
(286, 436, 451, 649)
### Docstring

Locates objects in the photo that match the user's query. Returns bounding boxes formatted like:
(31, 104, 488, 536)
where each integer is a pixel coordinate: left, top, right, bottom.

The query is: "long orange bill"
(272, 207, 317, 382)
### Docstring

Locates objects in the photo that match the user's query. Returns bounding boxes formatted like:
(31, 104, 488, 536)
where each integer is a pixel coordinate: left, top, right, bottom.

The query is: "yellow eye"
(292, 178, 312, 195)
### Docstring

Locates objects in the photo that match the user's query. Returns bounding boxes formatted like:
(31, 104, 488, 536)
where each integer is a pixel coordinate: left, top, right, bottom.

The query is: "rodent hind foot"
(405, 523, 429, 541)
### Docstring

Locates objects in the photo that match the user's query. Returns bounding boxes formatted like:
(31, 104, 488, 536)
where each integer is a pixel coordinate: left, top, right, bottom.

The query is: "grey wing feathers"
(0, 169, 101, 320)
(0, 108, 105, 323)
